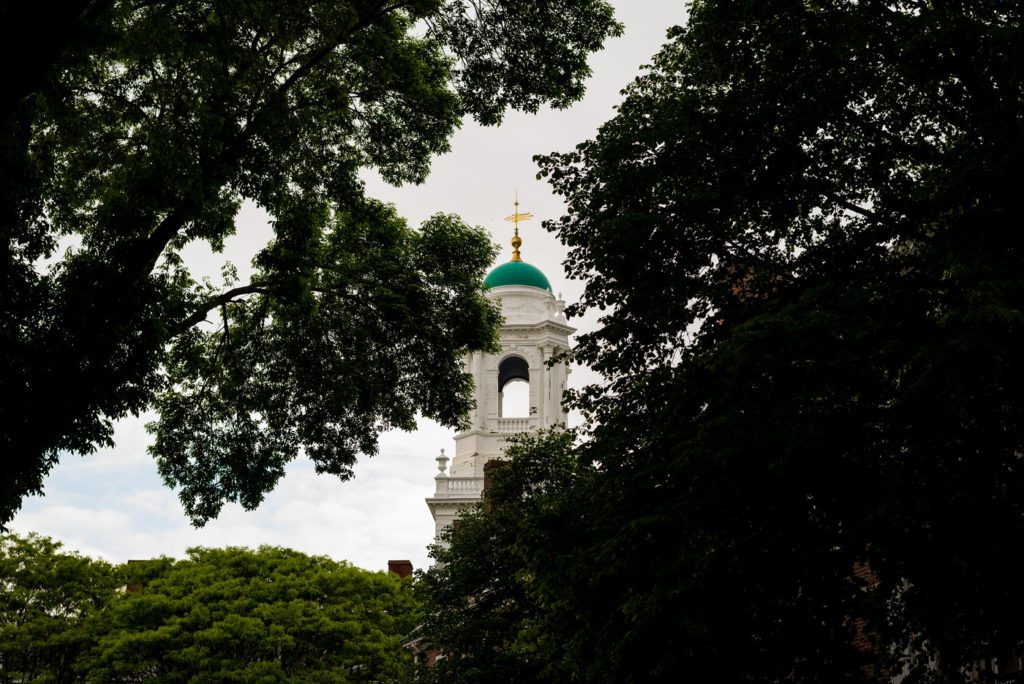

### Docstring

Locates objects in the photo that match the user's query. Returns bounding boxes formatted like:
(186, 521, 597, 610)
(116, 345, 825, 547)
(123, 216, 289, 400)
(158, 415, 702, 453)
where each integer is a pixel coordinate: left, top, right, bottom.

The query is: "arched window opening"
(498, 356, 530, 418)
(501, 379, 530, 418)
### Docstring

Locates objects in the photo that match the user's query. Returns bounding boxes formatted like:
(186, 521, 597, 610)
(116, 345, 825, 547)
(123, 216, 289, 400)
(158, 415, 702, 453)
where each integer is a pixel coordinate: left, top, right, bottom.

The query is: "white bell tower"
(426, 200, 574, 541)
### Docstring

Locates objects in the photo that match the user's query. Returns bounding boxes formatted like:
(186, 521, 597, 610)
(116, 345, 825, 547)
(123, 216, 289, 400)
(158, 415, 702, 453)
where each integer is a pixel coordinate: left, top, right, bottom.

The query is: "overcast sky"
(11, 1, 686, 572)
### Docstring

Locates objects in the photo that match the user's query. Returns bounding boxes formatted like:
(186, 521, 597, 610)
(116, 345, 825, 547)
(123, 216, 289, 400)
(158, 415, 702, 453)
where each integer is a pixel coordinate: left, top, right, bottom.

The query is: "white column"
(551, 347, 566, 425)
(537, 345, 548, 428)
(472, 352, 484, 429)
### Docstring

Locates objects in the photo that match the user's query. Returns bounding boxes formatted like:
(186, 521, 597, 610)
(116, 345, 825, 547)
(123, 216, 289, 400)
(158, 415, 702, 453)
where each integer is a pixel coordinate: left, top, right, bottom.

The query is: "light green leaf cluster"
(1, 534, 421, 682)
(0, 533, 121, 682)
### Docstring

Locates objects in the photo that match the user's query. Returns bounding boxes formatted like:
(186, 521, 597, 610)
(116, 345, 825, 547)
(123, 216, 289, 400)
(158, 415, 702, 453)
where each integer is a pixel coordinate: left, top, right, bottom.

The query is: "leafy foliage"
(0, 0, 622, 525)
(152, 207, 502, 523)
(85, 546, 420, 683)
(424, 1, 1024, 682)
(0, 533, 121, 683)
(420, 432, 583, 684)
(0, 533, 420, 682)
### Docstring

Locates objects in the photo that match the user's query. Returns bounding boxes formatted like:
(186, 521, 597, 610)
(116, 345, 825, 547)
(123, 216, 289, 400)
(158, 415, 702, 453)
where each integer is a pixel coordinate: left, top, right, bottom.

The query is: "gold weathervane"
(504, 192, 533, 262)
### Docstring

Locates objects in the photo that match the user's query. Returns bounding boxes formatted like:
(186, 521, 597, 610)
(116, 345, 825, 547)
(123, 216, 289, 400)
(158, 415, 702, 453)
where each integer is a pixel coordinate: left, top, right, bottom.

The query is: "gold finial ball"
(505, 197, 532, 263)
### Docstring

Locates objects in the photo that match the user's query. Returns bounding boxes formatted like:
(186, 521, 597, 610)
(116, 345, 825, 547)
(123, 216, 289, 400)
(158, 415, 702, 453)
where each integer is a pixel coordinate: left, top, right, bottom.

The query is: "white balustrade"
(495, 417, 531, 433)
(434, 477, 485, 496)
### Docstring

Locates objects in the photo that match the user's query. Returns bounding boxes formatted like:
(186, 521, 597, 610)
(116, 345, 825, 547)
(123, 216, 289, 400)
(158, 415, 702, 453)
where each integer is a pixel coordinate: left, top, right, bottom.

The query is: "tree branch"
(134, 0, 411, 279)
(166, 284, 268, 340)
(829, 195, 877, 220)
(165, 279, 385, 341)
(274, 0, 393, 96)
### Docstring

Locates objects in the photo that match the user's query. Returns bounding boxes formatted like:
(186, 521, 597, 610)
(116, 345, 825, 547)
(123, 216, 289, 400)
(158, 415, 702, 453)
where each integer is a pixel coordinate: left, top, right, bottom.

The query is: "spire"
(504, 190, 533, 262)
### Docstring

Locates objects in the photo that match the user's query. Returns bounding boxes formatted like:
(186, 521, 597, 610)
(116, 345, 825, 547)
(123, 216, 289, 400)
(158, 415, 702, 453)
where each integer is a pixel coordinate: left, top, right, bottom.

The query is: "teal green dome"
(484, 260, 552, 291)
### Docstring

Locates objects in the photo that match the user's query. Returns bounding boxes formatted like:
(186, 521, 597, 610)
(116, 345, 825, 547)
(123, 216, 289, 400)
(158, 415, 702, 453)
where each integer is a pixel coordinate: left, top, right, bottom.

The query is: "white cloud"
(12, 416, 448, 571)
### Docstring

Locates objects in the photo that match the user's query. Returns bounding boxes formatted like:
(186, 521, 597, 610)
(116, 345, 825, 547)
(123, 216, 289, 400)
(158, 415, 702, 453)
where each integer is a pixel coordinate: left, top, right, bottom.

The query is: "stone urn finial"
(436, 448, 449, 476)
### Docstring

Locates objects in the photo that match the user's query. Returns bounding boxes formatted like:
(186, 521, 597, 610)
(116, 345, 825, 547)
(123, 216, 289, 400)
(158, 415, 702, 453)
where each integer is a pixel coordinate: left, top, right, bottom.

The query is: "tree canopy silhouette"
(0, 0, 621, 525)
(423, 1, 1024, 681)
